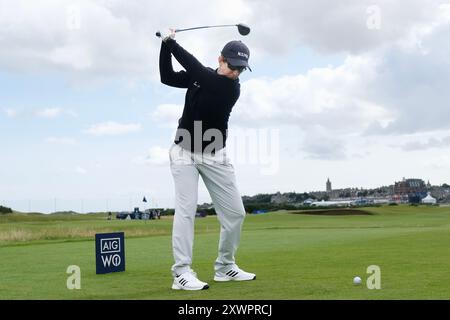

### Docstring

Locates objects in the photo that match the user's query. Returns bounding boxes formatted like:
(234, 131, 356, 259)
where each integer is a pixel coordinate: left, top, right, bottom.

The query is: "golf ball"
(353, 276, 362, 285)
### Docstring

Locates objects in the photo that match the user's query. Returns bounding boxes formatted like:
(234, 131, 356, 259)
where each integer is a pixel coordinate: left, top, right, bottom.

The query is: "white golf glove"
(160, 28, 176, 42)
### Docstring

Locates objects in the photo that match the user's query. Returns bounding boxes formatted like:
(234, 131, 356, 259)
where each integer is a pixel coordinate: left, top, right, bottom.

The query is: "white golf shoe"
(214, 265, 256, 282)
(172, 271, 209, 291)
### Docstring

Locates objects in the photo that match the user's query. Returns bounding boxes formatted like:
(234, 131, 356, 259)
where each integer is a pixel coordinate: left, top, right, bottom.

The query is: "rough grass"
(0, 227, 168, 243)
(0, 214, 176, 245)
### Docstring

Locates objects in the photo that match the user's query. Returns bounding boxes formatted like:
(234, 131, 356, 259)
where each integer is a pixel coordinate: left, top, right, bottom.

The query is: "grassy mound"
(290, 209, 373, 216)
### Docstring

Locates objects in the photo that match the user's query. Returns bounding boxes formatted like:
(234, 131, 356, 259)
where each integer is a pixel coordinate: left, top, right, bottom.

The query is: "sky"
(1, 0, 450, 213)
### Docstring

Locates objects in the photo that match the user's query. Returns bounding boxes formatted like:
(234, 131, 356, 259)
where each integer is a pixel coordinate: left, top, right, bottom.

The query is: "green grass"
(1, 205, 450, 299)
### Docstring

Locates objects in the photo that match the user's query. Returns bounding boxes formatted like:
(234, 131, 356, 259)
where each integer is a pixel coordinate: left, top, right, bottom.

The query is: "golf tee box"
(95, 232, 125, 274)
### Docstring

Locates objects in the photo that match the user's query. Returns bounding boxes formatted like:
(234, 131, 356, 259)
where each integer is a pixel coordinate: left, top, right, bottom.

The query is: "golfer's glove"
(160, 28, 176, 42)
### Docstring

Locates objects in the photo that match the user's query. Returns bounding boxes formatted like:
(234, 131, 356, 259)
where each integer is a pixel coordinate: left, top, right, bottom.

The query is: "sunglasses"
(225, 59, 246, 72)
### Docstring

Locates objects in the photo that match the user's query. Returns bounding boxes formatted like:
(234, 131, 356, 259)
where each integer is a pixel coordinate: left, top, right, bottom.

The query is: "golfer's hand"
(160, 28, 176, 42)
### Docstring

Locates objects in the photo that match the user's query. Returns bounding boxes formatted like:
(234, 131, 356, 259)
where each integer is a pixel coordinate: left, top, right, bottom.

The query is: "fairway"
(1, 205, 450, 299)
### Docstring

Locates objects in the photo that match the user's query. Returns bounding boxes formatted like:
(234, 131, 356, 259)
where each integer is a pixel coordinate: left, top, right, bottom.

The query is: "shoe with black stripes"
(214, 265, 256, 282)
(172, 271, 209, 291)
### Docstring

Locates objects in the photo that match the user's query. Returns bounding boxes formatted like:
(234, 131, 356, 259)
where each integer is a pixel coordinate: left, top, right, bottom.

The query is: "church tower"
(326, 178, 332, 193)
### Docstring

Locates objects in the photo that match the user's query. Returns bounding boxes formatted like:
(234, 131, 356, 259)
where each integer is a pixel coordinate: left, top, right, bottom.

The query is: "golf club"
(156, 23, 250, 38)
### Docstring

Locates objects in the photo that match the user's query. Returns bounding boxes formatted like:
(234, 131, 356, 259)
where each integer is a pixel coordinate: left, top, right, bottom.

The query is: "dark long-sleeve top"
(159, 39, 240, 153)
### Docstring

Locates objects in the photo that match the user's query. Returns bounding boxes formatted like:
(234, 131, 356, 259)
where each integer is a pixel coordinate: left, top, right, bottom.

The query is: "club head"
(237, 23, 250, 36)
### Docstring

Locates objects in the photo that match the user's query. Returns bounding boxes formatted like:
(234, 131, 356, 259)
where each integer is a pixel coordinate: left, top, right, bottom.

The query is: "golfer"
(159, 29, 255, 290)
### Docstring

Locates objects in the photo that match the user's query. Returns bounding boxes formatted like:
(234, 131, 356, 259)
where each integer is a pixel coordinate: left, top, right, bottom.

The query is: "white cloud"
(66, 110, 78, 117)
(401, 137, 450, 151)
(150, 104, 183, 128)
(424, 155, 450, 170)
(232, 55, 393, 159)
(0, 0, 445, 83)
(35, 108, 77, 119)
(36, 108, 63, 118)
(75, 166, 87, 175)
(301, 132, 347, 160)
(2, 107, 77, 119)
(236, 55, 391, 128)
(243, 0, 444, 55)
(0, 0, 250, 79)
(2, 108, 18, 118)
(364, 24, 450, 134)
(45, 137, 77, 145)
(229, 5, 450, 158)
(387, 130, 450, 152)
(84, 121, 142, 136)
(50, 44, 93, 71)
(133, 146, 169, 166)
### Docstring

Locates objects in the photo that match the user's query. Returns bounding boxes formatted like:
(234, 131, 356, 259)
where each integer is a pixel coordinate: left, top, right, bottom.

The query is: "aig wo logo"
(95, 232, 125, 274)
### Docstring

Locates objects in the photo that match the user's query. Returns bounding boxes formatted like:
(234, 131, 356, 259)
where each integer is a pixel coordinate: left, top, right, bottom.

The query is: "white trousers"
(169, 143, 246, 277)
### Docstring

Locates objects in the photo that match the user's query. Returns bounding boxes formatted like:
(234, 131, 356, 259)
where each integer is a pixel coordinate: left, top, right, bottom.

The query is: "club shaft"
(175, 24, 236, 33)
